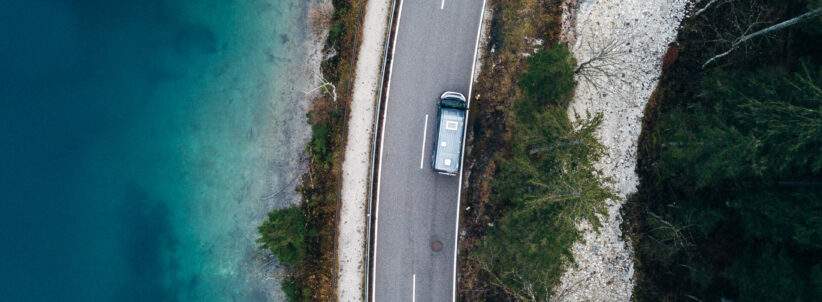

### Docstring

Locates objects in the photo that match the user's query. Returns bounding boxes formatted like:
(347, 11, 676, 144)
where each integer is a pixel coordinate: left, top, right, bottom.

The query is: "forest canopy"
(627, 0, 822, 300)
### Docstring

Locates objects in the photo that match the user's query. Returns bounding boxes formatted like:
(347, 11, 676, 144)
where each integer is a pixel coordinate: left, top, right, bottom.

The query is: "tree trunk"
(703, 7, 822, 68)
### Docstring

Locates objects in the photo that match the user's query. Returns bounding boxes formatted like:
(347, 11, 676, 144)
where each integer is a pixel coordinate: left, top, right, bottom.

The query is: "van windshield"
(440, 98, 467, 109)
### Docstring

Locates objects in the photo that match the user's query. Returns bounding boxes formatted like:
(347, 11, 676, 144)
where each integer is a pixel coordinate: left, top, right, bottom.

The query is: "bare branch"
(703, 7, 822, 68)
(692, 0, 722, 17)
(303, 72, 338, 102)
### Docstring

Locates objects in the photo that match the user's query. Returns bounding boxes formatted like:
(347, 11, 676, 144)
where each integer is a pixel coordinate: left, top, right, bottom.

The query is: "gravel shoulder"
(554, 0, 687, 300)
(336, 0, 391, 300)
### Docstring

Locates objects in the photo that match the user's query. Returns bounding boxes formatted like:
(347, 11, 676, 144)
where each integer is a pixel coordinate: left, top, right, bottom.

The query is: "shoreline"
(253, 1, 331, 300)
(258, 0, 374, 299)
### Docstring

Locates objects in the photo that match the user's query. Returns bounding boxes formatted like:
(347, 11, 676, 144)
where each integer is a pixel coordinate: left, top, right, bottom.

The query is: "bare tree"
(573, 25, 641, 95)
(703, 6, 822, 67)
(647, 211, 694, 252)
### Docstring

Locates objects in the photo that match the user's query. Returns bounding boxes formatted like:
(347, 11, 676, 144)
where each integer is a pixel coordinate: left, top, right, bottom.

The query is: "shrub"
(258, 207, 307, 266)
(519, 44, 576, 108)
(281, 277, 311, 302)
(310, 122, 331, 165)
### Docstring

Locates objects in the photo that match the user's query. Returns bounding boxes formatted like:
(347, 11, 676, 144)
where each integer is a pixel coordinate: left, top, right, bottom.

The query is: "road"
(370, 0, 486, 301)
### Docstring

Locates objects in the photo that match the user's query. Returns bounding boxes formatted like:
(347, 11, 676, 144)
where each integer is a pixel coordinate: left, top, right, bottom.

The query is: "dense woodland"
(626, 0, 822, 300)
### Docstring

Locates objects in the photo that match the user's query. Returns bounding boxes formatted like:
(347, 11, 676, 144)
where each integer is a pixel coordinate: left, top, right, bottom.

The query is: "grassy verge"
(257, 0, 366, 300)
(624, 0, 822, 300)
(459, 1, 615, 300)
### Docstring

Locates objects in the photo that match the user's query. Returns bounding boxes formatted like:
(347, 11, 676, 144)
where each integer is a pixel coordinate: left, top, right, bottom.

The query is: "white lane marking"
(440, 0, 445, 10)
(419, 114, 429, 169)
(412, 274, 417, 302)
(372, 0, 404, 300)
(452, 0, 487, 301)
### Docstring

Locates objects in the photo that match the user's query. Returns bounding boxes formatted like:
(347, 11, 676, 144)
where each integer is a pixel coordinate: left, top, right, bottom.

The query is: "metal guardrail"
(363, 0, 401, 301)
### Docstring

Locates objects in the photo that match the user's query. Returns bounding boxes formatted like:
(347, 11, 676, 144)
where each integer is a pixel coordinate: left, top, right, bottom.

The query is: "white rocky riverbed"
(554, 0, 688, 300)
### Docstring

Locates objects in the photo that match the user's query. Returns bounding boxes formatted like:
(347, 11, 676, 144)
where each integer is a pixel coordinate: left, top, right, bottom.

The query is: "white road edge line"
(440, 0, 445, 10)
(452, 0, 487, 301)
(371, 0, 404, 300)
(419, 114, 429, 169)
(412, 274, 417, 302)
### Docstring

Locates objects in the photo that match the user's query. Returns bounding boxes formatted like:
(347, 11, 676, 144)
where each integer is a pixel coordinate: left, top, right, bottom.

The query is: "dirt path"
(336, 0, 391, 301)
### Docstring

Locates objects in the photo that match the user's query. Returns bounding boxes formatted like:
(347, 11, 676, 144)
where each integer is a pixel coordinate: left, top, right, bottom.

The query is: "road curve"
(370, 0, 486, 301)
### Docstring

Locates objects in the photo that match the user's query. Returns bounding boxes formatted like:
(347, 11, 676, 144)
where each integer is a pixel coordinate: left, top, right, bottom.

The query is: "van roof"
(433, 107, 465, 175)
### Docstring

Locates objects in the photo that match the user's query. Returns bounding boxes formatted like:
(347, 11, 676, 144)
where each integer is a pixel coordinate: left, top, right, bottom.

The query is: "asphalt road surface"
(371, 0, 486, 301)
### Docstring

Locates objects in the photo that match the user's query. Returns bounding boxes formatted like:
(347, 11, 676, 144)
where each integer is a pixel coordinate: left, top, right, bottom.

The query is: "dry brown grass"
(287, 0, 368, 300)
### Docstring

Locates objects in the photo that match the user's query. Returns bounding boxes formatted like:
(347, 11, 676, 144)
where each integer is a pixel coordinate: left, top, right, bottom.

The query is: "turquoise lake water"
(0, 0, 313, 300)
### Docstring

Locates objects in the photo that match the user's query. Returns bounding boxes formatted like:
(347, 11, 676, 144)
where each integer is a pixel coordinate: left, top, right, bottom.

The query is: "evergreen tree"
(258, 207, 308, 266)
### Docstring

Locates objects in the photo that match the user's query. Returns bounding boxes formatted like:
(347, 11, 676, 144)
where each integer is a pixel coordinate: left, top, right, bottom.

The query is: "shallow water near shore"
(0, 0, 311, 300)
